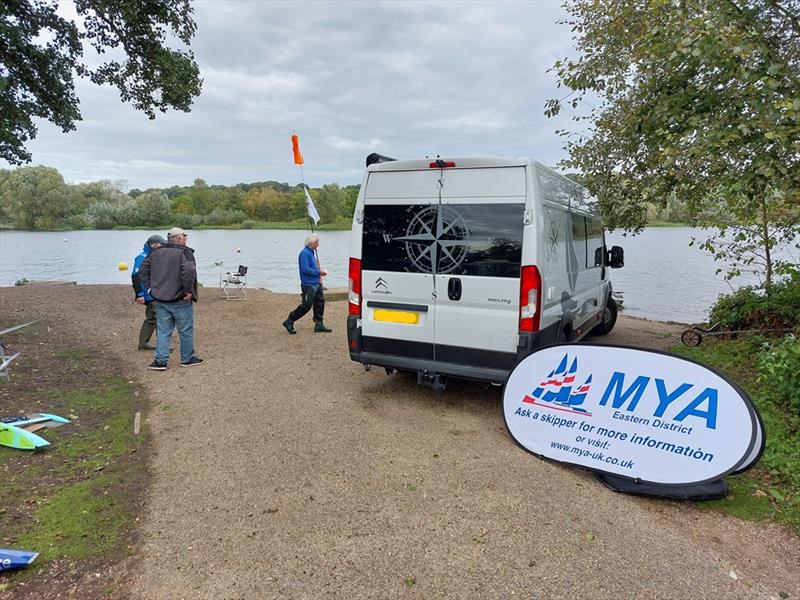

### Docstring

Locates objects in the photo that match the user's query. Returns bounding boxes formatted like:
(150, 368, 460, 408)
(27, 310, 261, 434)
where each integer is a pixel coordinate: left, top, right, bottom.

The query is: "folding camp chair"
(219, 265, 248, 300)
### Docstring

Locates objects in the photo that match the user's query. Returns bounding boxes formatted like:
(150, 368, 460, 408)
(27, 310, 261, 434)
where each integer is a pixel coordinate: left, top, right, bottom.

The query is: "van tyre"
(591, 297, 618, 336)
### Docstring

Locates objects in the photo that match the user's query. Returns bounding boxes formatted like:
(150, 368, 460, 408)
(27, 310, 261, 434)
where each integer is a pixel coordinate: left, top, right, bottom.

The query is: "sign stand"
(593, 472, 728, 501)
(503, 344, 764, 501)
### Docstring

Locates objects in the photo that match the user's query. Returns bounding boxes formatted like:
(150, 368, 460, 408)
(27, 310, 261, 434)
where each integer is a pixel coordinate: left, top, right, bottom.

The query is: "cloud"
(10, 0, 580, 189)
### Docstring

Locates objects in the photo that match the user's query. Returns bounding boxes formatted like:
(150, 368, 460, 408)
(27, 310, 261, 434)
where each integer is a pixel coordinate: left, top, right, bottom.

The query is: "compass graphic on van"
(393, 206, 471, 274)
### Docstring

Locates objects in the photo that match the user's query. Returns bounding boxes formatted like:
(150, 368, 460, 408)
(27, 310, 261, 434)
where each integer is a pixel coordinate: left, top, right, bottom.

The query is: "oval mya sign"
(503, 344, 761, 486)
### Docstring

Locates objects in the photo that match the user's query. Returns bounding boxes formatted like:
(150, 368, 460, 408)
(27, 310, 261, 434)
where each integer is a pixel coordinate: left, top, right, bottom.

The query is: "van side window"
(586, 218, 604, 267)
(362, 204, 524, 277)
(571, 214, 587, 268)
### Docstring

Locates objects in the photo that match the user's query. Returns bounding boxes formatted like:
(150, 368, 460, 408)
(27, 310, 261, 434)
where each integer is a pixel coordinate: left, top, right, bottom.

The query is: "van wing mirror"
(594, 246, 604, 267)
(608, 245, 624, 269)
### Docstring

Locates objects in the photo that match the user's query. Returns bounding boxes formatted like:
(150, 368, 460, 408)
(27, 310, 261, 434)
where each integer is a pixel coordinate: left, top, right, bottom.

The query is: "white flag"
(304, 187, 320, 225)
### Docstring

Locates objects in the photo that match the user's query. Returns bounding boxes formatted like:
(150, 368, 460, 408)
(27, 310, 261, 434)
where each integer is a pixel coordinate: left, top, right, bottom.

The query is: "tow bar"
(417, 370, 447, 391)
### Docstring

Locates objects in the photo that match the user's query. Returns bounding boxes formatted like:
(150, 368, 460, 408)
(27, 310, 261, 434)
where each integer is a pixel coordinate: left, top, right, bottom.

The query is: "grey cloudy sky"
(18, 0, 582, 190)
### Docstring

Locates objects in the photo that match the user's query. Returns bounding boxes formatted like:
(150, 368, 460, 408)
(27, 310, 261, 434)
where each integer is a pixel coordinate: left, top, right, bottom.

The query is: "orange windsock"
(291, 134, 304, 165)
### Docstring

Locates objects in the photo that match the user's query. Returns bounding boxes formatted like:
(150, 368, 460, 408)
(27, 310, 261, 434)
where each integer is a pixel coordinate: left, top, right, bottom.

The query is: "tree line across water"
(0, 165, 360, 231)
(0, 164, 698, 233)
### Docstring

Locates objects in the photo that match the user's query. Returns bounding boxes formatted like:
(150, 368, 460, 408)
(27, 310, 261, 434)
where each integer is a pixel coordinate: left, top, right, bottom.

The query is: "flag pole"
(292, 133, 322, 272)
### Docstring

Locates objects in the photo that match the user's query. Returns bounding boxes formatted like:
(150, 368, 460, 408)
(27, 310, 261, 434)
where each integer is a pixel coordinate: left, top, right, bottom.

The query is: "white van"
(346, 155, 624, 390)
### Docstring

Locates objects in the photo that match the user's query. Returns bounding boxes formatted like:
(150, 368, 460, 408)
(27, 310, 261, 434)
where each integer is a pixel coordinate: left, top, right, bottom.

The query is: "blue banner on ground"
(0, 548, 39, 571)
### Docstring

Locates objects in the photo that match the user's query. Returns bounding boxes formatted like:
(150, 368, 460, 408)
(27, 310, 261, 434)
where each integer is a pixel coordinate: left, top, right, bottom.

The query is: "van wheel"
(591, 297, 618, 336)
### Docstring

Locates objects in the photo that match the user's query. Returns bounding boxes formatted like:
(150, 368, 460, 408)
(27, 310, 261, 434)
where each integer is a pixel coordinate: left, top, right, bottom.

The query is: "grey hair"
(304, 233, 320, 246)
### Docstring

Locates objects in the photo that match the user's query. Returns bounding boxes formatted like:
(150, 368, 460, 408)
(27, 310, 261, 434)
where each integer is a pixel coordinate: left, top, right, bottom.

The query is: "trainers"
(181, 356, 204, 367)
(148, 360, 167, 371)
(314, 323, 332, 333)
(138, 343, 156, 351)
(282, 319, 296, 334)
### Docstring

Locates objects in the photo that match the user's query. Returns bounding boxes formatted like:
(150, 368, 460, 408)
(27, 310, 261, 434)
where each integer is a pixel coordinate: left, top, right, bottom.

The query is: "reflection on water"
(0, 228, 791, 324)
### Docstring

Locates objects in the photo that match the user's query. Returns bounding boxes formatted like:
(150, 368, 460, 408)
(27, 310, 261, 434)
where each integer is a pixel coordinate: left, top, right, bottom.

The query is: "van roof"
(366, 156, 533, 171)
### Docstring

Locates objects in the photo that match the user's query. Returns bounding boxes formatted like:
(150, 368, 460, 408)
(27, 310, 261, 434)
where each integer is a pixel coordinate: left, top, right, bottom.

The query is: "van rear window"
(362, 204, 524, 277)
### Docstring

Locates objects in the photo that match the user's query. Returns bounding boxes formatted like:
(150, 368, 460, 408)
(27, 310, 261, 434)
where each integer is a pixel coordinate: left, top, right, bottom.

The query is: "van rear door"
(360, 169, 441, 361)
(433, 167, 526, 369)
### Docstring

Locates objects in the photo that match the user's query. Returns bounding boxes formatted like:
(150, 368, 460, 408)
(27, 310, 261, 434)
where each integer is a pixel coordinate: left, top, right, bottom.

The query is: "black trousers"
(138, 301, 157, 348)
(288, 284, 325, 324)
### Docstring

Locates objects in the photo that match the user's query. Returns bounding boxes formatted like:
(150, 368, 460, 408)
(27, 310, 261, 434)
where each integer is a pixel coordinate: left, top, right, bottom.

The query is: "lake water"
(0, 227, 787, 324)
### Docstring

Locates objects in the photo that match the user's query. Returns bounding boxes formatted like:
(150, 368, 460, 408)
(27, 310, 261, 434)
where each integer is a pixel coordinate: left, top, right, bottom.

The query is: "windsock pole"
(291, 133, 315, 233)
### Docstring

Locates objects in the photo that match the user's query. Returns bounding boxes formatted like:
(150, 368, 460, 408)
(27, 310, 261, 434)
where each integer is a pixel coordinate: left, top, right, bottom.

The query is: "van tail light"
(429, 160, 456, 168)
(348, 257, 362, 316)
(519, 265, 542, 332)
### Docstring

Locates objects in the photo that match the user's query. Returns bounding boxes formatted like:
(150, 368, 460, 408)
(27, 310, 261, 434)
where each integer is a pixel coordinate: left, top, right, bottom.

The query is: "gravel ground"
(1, 284, 798, 600)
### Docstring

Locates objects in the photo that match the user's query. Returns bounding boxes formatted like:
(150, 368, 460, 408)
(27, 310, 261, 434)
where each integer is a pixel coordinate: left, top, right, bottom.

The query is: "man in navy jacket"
(283, 233, 332, 334)
(131, 234, 166, 350)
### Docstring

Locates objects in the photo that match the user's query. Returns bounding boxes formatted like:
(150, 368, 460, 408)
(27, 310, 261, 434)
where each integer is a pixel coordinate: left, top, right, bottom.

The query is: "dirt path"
(2, 285, 798, 599)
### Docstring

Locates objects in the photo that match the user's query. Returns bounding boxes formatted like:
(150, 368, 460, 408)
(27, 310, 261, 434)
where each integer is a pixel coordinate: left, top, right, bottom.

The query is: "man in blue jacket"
(131, 234, 166, 350)
(283, 233, 332, 334)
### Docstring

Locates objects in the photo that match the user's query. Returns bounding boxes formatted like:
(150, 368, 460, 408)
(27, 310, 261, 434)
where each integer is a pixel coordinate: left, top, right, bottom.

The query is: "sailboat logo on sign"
(523, 354, 593, 415)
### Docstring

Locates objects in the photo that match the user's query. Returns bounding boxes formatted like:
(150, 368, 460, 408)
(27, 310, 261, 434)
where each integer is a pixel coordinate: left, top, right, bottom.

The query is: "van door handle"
(447, 278, 462, 301)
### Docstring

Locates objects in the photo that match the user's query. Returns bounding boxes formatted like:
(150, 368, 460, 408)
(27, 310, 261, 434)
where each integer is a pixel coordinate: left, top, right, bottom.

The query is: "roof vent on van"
(365, 153, 397, 167)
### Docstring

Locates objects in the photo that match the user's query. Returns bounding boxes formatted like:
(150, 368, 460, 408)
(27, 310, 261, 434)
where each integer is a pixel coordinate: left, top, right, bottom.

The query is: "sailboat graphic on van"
(522, 354, 592, 415)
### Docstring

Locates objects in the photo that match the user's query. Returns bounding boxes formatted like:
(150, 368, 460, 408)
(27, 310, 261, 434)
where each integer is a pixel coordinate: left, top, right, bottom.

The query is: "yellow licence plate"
(373, 309, 419, 325)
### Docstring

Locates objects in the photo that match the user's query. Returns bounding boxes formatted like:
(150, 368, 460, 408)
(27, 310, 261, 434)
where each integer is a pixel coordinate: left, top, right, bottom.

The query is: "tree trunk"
(762, 199, 773, 294)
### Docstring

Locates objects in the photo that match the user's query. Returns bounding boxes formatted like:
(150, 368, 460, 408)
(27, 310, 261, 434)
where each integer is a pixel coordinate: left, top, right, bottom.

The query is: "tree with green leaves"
(1, 0, 202, 164)
(0, 165, 68, 228)
(547, 0, 799, 290)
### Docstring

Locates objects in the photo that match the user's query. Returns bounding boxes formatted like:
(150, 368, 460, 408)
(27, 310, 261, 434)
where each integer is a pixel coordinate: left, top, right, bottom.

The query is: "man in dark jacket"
(139, 227, 204, 370)
(132, 234, 166, 350)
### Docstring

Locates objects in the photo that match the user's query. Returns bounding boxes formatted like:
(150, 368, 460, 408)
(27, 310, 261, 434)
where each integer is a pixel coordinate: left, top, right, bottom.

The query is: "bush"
(172, 213, 202, 229)
(85, 201, 120, 229)
(66, 213, 94, 229)
(241, 220, 255, 229)
(709, 271, 800, 332)
(758, 335, 800, 415)
(134, 191, 171, 226)
(203, 209, 247, 226)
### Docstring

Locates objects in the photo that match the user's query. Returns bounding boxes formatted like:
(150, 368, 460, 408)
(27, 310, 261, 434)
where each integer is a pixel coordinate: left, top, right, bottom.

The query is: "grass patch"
(54, 347, 91, 362)
(674, 338, 800, 532)
(0, 328, 148, 593)
(16, 475, 128, 561)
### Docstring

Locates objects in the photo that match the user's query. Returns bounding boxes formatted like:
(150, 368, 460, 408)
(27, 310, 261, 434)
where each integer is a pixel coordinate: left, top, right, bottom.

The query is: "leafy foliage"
(0, 0, 202, 164)
(758, 334, 800, 414)
(0, 164, 362, 229)
(0, 165, 69, 228)
(708, 271, 800, 331)
(548, 0, 800, 289)
(677, 337, 800, 529)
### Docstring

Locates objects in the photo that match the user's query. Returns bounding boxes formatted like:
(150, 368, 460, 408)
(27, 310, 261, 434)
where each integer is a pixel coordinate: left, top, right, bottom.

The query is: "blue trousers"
(155, 301, 195, 364)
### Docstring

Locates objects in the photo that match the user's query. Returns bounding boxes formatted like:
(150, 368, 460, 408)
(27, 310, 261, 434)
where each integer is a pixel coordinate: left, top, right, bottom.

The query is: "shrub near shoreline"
(679, 275, 800, 532)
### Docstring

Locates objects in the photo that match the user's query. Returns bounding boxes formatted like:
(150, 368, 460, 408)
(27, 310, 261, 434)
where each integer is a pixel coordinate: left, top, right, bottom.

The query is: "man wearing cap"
(139, 227, 204, 370)
(131, 234, 166, 350)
